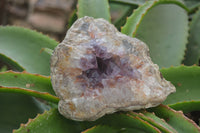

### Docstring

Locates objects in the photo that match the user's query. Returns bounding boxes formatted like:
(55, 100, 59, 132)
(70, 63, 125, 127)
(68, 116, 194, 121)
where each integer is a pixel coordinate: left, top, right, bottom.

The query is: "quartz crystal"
(51, 16, 176, 121)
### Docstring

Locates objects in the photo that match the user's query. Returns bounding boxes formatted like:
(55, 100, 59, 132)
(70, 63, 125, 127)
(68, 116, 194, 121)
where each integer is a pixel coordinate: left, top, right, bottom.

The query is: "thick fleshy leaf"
(0, 71, 59, 103)
(161, 66, 200, 113)
(83, 113, 161, 133)
(168, 101, 200, 114)
(0, 93, 44, 133)
(121, 0, 189, 68)
(0, 26, 58, 76)
(117, 128, 150, 133)
(183, 8, 200, 65)
(121, 0, 155, 36)
(121, 0, 188, 36)
(0, 71, 54, 94)
(136, 4, 188, 68)
(68, 9, 78, 29)
(77, 0, 111, 22)
(13, 109, 83, 133)
(110, 2, 136, 30)
(109, 0, 146, 5)
(0, 66, 7, 72)
(129, 111, 177, 133)
(142, 111, 178, 133)
(0, 86, 59, 103)
(149, 105, 200, 133)
(183, 0, 200, 10)
(82, 126, 117, 133)
(14, 108, 162, 133)
(41, 48, 53, 56)
(0, 54, 24, 71)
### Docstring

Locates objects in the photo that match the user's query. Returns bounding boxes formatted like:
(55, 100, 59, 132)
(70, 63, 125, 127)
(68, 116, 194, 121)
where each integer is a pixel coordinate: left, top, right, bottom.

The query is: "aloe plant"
(0, 0, 200, 132)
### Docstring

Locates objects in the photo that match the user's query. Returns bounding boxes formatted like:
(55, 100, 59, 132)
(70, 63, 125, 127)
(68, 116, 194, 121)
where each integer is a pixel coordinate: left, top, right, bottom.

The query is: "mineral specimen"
(51, 16, 176, 121)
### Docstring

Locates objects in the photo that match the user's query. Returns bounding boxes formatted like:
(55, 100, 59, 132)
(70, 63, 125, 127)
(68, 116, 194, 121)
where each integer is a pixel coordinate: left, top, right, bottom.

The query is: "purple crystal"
(94, 45, 112, 59)
(78, 44, 141, 89)
(80, 54, 97, 71)
(106, 60, 121, 77)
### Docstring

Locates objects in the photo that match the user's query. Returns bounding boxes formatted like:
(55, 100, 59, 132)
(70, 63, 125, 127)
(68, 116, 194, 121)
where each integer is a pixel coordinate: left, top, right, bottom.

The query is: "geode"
(51, 16, 176, 121)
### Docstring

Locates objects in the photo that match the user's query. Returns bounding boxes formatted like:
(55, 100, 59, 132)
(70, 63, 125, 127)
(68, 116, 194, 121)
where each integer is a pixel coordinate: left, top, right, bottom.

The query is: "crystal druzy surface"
(51, 16, 176, 121)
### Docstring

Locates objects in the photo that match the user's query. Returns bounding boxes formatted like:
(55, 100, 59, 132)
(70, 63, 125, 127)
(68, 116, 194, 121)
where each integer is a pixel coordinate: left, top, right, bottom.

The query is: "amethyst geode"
(51, 16, 176, 121)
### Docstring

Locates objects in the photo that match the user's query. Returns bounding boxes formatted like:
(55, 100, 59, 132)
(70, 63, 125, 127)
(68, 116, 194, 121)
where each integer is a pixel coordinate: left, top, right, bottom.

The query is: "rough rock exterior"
(51, 16, 176, 121)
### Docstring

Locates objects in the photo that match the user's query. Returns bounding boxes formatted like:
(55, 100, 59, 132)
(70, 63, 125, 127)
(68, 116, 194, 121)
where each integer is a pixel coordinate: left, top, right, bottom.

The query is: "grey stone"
(51, 16, 176, 121)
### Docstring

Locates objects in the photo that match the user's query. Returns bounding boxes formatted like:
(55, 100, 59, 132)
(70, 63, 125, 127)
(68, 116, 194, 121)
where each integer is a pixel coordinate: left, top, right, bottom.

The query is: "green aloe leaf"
(0, 54, 24, 71)
(121, 0, 155, 36)
(13, 109, 161, 133)
(0, 93, 44, 133)
(68, 9, 78, 29)
(129, 112, 177, 133)
(183, 8, 200, 65)
(183, 0, 200, 11)
(149, 105, 200, 133)
(13, 109, 83, 133)
(0, 66, 7, 72)
(161, 66, 200, 113)
(77, 0, 111, 22)
(0, 71, 59, 103)
(82, 126, 117, 133)
(136, 4, 188, 68)
(121, 0, 189, 36)
(0, 71, 54, 95)
(0, 86, 58, 103)
(83, 113, 161, 133)
(167, 101, 200, 114)
(121, 0, 189, 68)
(41, 48, 53, 56)
(0, 26, 58, 76)
(110, 2, 137, 30)
(109, 0, 147, 5)
(142, 111, 178, 133)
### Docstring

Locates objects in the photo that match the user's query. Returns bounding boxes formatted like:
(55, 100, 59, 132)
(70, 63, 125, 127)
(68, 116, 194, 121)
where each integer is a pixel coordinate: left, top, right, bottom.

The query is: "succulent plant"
(0, 0, 200, 133)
